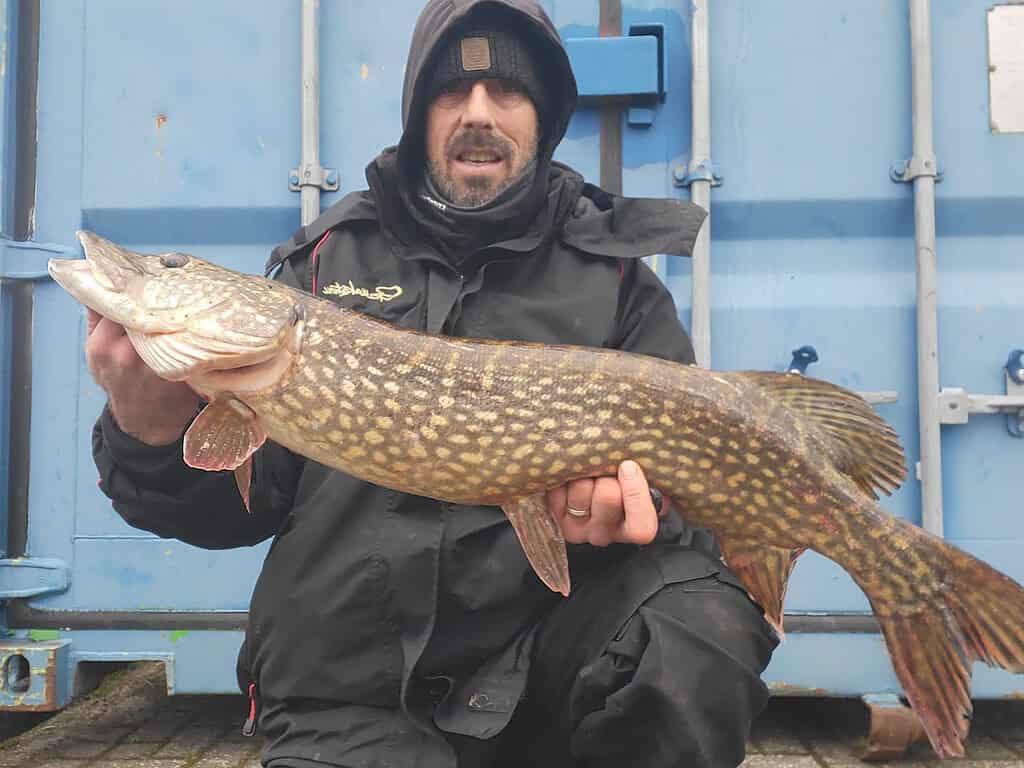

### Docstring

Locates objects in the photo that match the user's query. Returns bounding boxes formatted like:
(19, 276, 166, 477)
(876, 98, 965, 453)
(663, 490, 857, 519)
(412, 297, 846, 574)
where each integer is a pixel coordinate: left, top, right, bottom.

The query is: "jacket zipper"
(242, 682, 258, 736)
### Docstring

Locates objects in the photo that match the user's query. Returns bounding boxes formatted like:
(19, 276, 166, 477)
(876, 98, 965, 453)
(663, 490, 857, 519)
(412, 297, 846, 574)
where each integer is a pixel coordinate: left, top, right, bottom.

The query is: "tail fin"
(867, 530, 1024, 758)
(943, 547, 1024, 675)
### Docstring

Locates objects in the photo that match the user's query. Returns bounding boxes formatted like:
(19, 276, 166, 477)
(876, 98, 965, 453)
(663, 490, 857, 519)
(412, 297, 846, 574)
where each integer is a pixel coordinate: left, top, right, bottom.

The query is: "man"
(88, 1, 777, 766)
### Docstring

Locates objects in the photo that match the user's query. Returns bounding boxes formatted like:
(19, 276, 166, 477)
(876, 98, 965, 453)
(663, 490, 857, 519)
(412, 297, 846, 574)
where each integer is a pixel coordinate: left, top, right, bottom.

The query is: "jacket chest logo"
(322, 280, 403, 303)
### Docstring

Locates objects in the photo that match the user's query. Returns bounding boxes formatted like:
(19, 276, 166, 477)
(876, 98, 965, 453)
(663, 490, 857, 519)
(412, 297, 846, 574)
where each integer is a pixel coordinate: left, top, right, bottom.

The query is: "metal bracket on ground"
(0, 558, 71, 600)
(672, 159, 722, 189)
(937, 350, 1024, 437)
(860, 693, 929, 762)
(890, 154, 944, 183)
(0, 640, 71, 710)
(289, 164, 339, 193)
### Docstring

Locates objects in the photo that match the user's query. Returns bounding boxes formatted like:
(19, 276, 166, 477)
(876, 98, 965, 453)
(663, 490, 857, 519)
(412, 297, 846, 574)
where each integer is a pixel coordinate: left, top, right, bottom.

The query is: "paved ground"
(0, 663, 1020, 767)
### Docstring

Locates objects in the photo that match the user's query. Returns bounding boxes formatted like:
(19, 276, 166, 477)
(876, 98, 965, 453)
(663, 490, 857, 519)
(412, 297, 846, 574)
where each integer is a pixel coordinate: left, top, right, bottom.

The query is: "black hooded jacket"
(92, 1, 709, 765)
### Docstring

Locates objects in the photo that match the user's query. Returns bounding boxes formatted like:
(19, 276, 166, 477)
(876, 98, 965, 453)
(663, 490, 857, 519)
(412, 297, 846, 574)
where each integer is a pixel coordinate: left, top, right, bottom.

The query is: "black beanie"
(426, 9, 548, 119)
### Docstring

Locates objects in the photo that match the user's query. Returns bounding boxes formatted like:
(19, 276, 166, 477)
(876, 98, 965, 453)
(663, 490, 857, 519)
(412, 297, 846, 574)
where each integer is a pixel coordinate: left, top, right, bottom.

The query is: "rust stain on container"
(1, 650, 59, 711)
(155, 114, 168, 159)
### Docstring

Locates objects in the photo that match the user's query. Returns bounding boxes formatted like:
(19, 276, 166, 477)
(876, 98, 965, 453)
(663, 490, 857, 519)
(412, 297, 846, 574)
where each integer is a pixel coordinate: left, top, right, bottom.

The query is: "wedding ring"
(567, 507, 589, 518)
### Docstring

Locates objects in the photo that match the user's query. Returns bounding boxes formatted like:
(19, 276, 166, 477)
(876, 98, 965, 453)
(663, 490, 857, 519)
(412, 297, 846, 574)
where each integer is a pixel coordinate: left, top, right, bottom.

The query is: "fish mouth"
(47, 231, 148, 300)
(47, 231, 157, 326)
(48, 231, 292, 383)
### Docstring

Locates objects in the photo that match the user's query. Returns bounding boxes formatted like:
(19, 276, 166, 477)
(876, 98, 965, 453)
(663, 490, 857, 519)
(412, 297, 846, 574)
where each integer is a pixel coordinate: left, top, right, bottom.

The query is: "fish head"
(49, 232, 232, 329)
(48, 231, 306, 385)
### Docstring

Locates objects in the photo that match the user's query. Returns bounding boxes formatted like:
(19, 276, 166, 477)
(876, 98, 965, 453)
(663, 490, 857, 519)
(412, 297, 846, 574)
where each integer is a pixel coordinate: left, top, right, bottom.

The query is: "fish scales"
(151, 271, 951, 613)
(244, 299, 791, 512)
(47, 231, 1024, 761)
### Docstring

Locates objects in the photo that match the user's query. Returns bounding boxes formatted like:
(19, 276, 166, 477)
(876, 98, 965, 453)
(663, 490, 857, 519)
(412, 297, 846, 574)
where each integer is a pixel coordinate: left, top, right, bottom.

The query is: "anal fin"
(501, 494, 570, 597)
(718, 536, 805, 638)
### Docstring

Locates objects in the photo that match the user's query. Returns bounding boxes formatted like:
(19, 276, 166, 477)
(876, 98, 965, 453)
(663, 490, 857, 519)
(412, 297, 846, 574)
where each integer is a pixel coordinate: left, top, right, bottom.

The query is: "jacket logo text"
(322, 280, 404, 303)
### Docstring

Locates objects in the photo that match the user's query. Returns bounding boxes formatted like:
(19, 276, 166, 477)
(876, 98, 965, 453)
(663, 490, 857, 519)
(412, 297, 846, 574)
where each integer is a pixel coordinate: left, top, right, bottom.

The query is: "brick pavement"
(0, 663, 1020, 767)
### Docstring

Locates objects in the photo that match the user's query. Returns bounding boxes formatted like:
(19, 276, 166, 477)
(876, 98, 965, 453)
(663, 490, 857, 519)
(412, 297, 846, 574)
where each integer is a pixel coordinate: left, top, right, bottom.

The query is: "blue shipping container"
(0, 0, 1021, 720)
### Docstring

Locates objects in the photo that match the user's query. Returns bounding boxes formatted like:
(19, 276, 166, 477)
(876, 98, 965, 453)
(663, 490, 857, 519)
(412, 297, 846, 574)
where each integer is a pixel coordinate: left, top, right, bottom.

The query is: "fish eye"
(160, 253, 189, 268)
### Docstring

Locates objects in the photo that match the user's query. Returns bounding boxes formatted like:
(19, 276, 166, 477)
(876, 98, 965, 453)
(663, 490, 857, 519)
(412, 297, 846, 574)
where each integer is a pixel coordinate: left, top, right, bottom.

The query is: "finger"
(86, 314, 127, 348)
(565, 477, 595, 518)
(558, 479, 595, 544)
(110, 334, 149, 371)
(86, 309, 103, 336)
(85, 316, 128, 379)
(548, 485, 587, 544)
(619, 461, 658, 544)
(587, 476, 625, 547)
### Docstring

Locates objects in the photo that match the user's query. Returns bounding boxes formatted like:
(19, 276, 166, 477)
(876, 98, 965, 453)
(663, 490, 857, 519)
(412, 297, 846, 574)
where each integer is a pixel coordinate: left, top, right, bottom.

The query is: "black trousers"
(268, 543, 778, 768)
(451, 543, 779, 768)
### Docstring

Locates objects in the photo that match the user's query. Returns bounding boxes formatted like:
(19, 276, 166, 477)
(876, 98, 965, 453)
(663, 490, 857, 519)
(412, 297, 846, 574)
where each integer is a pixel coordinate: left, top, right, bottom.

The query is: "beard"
(428, 128, 538, 208)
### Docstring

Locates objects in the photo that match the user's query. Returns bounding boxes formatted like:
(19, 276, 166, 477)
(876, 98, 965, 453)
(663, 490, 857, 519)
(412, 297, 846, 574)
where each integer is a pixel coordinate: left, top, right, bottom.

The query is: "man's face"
(426, 78, 540, 207)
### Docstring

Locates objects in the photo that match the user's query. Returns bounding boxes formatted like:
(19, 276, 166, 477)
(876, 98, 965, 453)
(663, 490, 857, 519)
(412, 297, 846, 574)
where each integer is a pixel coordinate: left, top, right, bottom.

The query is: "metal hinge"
(0, 558, 70, 600)
(0, 239, 79, 281)
(937, 350, 1024, 437)
(289, 164, 340, 193)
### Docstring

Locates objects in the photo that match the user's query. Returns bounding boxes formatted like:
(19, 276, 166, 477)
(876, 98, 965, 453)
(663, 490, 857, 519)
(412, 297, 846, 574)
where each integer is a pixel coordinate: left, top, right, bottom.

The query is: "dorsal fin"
(736, 372, 907, 498)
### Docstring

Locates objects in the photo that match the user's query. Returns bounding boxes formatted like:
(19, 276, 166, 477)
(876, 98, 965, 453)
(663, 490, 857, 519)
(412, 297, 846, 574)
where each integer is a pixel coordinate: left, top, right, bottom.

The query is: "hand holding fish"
(85, 309, 200, 446)
(548, 461, 662, 546)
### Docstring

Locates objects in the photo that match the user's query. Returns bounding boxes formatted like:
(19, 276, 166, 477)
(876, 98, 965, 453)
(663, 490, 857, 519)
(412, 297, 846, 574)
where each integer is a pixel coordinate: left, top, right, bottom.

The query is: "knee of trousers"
(525, 545, 779, 767)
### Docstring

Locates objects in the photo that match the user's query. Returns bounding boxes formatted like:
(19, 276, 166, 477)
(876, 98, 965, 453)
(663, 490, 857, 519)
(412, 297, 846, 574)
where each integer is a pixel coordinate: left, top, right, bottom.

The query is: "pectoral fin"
(501, 494, 571, 597)
(717, 536, 805, 638)
(184, 398, 266, 472)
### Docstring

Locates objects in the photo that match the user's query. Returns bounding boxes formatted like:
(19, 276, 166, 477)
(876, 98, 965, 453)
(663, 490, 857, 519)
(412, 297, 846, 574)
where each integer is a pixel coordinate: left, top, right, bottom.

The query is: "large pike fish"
(49, 231, 1024, 758)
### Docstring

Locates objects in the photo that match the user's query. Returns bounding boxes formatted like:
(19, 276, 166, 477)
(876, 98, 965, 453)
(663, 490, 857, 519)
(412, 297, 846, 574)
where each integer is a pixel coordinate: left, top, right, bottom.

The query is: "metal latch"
(938, 350, 1024, 437)
(0, 558, 70, 600)
(564, 24, 666, 126)
(785, 345, 899, 406)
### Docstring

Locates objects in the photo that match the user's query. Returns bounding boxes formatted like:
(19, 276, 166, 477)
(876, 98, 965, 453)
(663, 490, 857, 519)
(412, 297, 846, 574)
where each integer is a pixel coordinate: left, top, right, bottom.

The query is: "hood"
(398, 0, 577, 176)
(369, 0, 579, 256)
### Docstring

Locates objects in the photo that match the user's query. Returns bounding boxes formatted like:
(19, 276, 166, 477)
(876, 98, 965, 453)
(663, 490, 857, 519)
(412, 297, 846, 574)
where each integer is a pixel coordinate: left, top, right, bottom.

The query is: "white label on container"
(989, 5, 1024, 133)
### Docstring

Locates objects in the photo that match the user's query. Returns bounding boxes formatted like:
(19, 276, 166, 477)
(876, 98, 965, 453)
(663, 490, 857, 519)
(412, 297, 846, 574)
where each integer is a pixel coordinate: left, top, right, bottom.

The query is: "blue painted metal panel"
(7, 0, 1023, 708)
(565, 35, 659, 98)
